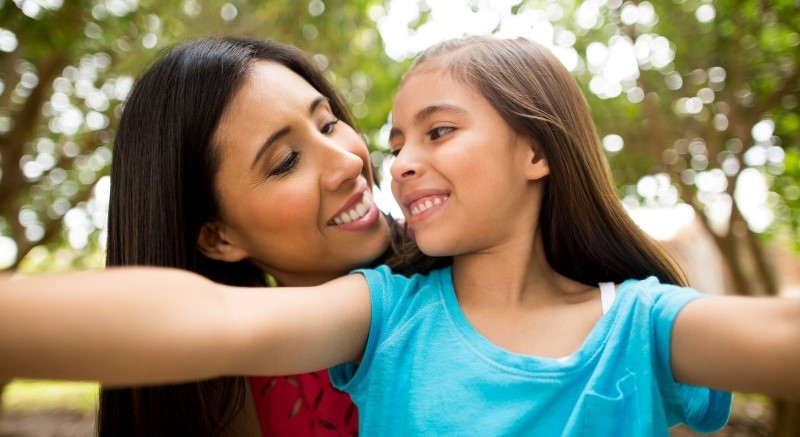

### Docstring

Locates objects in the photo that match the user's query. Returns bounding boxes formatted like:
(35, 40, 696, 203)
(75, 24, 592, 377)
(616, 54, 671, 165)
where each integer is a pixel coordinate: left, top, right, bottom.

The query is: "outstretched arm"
(671, 295, 800, 399)
(0, 268, 371, 386)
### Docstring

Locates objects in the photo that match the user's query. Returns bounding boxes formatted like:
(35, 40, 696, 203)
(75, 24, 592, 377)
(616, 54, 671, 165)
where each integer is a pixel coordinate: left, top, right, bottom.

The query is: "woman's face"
(204, 61, 390, 286)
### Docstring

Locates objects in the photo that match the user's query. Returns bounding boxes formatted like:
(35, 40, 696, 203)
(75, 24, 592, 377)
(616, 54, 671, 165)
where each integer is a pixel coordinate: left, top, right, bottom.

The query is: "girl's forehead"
(394, 69, 480, 113)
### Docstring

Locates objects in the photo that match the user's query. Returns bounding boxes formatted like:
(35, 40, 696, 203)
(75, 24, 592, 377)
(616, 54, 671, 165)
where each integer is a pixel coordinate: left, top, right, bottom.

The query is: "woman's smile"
(329, 188, 381, 230)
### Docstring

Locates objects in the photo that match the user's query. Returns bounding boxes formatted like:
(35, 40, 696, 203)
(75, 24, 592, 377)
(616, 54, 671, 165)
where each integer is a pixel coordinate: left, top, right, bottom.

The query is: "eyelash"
(269, 151, 300, 178)
(391, 126, 455, 157)
(322, 118, 339, 134)
(428, 126, 454, 140)
(268, 118, 339, 178)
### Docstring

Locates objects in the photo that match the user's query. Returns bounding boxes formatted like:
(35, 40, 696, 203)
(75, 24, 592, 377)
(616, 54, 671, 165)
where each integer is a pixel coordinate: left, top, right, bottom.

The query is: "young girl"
(2, 36, 799, 435)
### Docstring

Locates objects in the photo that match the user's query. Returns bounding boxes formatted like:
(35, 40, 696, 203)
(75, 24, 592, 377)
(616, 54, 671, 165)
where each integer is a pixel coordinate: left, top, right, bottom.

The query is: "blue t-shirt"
(330, 265, 731, 436)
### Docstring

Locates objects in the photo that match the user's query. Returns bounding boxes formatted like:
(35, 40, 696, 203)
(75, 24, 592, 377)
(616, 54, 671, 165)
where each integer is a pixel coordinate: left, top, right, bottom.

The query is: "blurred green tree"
(576, 0, 800, 299)
(0, 0, 401, 272)
(555, 0, 800, 434)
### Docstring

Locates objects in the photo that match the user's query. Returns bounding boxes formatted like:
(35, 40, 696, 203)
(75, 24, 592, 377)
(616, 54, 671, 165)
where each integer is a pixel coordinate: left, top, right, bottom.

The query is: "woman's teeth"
(410, 195, 448, 216)
(333, 194, 371, 225)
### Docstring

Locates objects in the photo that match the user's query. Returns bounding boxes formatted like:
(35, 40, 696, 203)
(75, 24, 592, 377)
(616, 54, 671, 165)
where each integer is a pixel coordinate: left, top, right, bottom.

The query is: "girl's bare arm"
(0, 268, 371, 386)
(671, 295, 800, 399)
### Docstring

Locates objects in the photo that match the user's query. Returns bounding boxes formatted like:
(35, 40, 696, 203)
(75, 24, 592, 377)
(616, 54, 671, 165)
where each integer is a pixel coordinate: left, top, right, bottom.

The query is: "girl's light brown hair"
(407, 36, 687, 287)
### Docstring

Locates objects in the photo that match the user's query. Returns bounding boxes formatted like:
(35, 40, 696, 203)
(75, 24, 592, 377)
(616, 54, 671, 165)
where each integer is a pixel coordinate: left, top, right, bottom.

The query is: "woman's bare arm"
(0, 268, 371, 386)
(671, 296, 800, 399)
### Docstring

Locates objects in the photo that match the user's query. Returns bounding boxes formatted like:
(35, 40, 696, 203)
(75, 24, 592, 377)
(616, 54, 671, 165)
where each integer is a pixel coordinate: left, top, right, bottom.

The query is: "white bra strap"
(599, 282, 616, 315)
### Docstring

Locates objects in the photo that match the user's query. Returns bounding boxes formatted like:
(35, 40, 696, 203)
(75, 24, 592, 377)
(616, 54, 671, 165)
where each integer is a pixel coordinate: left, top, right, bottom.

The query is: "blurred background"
(0, 0, 798, 435)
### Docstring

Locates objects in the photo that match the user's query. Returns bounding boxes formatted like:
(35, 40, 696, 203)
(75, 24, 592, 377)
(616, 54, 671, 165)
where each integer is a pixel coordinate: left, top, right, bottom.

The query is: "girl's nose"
(321, 139, 365, 191)
(389, 147, 423, 182)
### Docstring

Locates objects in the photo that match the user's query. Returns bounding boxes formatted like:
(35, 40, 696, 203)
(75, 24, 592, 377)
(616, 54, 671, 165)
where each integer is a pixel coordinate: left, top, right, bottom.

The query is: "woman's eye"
(269, 151, 300, 177)
(321, 119, 339, 134)
(428, 126, 454, 140)
(390, 148, 402, 157)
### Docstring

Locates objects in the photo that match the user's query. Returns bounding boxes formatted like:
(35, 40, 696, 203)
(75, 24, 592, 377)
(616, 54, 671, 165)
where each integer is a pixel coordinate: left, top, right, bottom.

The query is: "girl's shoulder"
(617, 276, 696, 300)
(611, 276, 706, 325)
(356, 264, 452, 290)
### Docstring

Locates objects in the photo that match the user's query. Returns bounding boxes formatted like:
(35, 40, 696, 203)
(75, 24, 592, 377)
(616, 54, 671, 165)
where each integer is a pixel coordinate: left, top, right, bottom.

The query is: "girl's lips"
(401, 190, 450, 225)
(408, 194, 449, 217)
(407, 195, 447, 225)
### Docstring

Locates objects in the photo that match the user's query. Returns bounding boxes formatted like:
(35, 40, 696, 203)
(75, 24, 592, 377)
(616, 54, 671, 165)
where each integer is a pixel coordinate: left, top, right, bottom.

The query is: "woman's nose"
(321, 139, 365, 191)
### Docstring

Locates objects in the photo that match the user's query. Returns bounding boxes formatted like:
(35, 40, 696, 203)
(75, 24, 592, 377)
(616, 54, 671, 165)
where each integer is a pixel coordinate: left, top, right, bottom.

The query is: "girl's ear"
(524, 140, 550, 181)
(197, 222, 249, 262)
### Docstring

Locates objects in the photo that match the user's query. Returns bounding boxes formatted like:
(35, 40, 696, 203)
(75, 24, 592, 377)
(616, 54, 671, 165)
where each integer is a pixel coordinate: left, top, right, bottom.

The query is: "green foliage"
(2, 379, 99, 415)
(558, 0, 799, 249)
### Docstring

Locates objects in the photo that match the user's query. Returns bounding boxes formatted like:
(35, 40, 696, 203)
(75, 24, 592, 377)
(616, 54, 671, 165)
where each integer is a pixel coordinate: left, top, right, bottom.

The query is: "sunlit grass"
(1, 379, 98, 415)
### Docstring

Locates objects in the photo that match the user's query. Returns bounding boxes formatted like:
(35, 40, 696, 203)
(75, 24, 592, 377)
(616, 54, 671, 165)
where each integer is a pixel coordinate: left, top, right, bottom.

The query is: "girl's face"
(204, 61, 390, 286)
(389, 68, 547, 257)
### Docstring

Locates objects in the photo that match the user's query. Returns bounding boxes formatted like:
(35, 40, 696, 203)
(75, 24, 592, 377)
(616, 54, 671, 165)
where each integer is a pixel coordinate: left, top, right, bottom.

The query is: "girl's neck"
(451, 229, 591, 307)
(449, 228, 602, 357)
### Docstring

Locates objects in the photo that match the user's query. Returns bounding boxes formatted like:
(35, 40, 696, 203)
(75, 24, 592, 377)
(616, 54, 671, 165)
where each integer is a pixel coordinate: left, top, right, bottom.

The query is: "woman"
(99, 37, 438, 436)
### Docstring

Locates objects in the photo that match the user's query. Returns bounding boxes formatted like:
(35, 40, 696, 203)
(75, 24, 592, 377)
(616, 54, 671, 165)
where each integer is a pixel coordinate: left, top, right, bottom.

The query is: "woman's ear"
(197, 221, 248, 262)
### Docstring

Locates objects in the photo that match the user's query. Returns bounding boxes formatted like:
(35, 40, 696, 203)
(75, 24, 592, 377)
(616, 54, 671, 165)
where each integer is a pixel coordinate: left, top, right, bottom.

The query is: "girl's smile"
(401, 190, 451, 224)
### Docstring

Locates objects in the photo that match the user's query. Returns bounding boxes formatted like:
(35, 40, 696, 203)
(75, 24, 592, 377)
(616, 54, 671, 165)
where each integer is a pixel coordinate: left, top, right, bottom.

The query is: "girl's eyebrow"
(389, 103, 467, 143)
(250, 96, 330, 170)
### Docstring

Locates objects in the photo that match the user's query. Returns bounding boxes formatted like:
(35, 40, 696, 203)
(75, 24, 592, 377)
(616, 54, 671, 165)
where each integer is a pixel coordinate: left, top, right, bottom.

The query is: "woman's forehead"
(214, 62, 324, 147)
(241, 61, 321, 103)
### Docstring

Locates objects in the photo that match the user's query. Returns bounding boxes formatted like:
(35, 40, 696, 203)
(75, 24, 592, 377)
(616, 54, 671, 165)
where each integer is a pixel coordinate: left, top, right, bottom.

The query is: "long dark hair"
(408, 36, 687, 287)
(101, 37, 373, 436)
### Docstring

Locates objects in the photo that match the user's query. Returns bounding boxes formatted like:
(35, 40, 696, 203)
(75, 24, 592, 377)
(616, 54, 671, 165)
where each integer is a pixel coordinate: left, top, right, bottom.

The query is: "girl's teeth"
(409, 195, 448, 216)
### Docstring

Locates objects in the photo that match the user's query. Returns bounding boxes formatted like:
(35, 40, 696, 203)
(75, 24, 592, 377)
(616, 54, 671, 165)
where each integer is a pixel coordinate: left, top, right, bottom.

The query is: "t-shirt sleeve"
(649, 280, 732, 432)
(328, 265, 394, 394)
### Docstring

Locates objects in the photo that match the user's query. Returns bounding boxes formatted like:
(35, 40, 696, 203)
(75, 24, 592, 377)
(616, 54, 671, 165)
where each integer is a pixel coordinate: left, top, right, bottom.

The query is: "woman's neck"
(270, 270, 345, 287)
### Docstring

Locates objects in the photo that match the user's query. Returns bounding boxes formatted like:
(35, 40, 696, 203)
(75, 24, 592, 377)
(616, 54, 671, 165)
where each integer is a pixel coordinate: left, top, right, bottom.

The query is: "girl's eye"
(428, 126, 454, 140)
(321, 119, 339, 134)
(390, 148, 402, 157)
(269, 151, 300, 178)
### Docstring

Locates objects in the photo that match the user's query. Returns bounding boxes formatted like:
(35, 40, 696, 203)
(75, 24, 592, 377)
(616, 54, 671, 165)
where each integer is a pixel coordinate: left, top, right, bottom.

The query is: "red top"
(249, 371, 358, 436)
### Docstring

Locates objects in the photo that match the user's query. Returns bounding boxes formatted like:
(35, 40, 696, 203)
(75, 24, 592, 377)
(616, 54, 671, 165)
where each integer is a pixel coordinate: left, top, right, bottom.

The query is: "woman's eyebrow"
(250, 96, 330, 170)
(388, 103, 467, 143)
